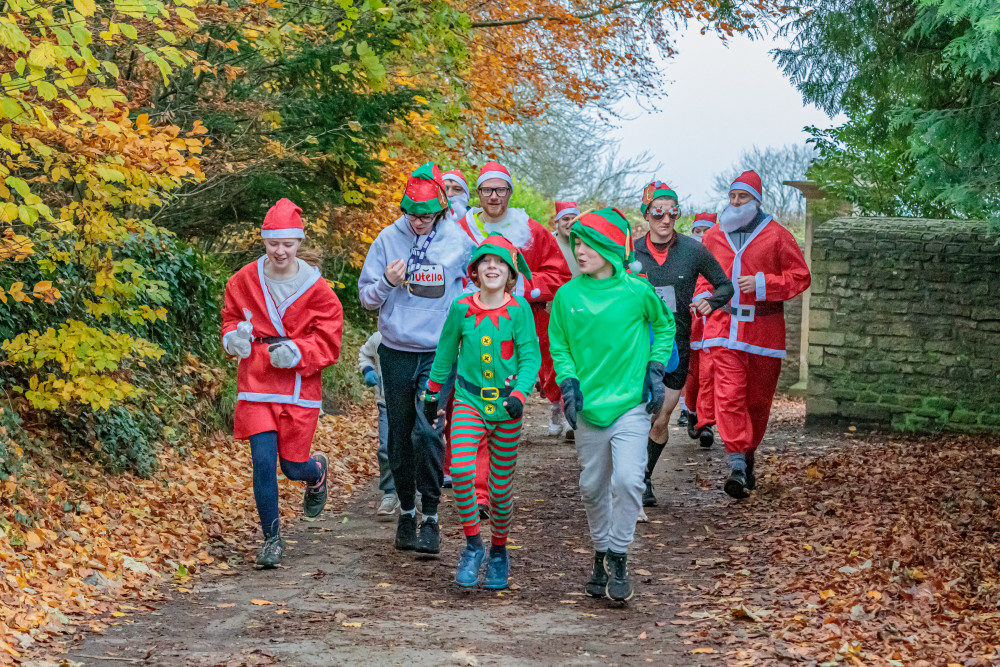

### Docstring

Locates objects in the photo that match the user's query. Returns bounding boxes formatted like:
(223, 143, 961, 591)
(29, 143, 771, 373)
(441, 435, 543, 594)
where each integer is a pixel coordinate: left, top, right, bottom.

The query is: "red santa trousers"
(685, 350, 700, 413)
(533, 306, 562, 404)
(695, 348, 716, 429)
(710, 347, 781, 455)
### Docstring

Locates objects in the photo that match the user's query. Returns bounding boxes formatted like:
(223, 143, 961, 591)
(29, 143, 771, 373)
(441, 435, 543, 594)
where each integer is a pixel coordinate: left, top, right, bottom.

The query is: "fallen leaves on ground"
(685, 417, 1000, 665)
(0, 402, 376, 664)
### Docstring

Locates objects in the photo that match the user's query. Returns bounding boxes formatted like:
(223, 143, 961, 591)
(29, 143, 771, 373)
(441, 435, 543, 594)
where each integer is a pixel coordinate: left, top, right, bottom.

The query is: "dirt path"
(60, 401, 799, 666)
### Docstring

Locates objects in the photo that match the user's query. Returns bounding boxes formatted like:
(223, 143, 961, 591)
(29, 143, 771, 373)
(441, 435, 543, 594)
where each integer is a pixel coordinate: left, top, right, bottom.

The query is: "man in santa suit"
(695, 171, 810, 499)
(457, 162, 573, 517)
(442, 170, 470, 220)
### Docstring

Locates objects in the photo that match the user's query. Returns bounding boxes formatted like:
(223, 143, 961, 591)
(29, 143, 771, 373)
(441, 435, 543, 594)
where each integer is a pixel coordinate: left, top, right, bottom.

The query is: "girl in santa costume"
(424, 233, 541, 590)
(358, 162, 467, 555)
(683, 212, 719, 440)
(221, 199, 344, 569)
(457, 162, 572, 520)
(694, 171, 810, 498)
(442, 169, 470, 220)
(549, 207, 675, 602)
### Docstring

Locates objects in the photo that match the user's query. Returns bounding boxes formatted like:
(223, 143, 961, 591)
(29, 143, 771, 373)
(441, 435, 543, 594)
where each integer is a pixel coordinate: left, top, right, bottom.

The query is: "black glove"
(503, 394, 524, 419)
(643, 360, 666, 415)
(559, 378, 583, 430)
(423, 393, 440, 426)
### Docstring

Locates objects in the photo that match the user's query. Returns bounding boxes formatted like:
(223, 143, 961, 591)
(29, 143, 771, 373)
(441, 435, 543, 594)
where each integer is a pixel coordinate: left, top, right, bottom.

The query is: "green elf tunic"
(426, 236, 542, 420)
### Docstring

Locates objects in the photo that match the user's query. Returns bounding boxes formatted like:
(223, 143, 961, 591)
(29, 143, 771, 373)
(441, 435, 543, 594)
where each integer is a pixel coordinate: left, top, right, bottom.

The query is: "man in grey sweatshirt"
(358, 161, 469, 556)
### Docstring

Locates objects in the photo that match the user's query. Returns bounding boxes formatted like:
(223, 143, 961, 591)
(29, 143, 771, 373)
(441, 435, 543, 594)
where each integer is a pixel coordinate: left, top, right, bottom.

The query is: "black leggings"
(378, 344, 453, 516)
(250, 431, 321, 538)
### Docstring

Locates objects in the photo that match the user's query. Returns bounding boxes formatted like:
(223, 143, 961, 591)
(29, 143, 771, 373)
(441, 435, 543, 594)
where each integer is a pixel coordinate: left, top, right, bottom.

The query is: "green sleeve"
(547, 287, 576, 384)
(512, 297, 541, 398)
(429, 298, 464, 388)
(644, 280, 675, 365)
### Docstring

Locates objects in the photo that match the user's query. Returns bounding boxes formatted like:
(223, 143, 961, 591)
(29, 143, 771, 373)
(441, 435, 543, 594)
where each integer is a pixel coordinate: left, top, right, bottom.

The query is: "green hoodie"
(548, 268, 675, 428)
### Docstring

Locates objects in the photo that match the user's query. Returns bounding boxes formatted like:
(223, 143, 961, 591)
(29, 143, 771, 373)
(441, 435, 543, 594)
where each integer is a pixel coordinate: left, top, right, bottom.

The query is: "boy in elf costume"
(424, 233, 541, 590)
(549, 207, 675, 602)
(221, 199, 343, 569)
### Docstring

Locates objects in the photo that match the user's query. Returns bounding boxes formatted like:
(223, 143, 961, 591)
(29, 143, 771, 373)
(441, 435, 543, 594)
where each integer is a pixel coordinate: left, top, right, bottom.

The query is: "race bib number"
(408, 263, 445, 299)
(655, 285, 676, 312)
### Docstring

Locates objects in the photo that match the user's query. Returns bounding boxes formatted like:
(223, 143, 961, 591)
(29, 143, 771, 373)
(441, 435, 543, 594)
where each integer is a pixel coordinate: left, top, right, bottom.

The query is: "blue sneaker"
(482, 548, 509, 590)
(454, 544, 487, 587)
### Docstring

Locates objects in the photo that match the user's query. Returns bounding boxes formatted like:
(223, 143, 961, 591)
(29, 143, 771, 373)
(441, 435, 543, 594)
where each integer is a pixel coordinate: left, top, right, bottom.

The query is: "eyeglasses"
(477, 187, 511, 198)
(406, 213, 437, 224)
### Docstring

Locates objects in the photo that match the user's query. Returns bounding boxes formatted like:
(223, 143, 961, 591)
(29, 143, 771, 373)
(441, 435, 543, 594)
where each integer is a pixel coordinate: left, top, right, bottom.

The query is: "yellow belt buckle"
(480, 387, 500, 401)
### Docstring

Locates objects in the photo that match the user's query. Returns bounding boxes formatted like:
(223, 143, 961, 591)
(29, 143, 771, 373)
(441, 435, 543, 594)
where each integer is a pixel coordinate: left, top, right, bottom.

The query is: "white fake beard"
(481, 209, 533, 248)
(691, 234, 704, 244)
(718, 202, 759, 233)
(449, 193, 469, 218)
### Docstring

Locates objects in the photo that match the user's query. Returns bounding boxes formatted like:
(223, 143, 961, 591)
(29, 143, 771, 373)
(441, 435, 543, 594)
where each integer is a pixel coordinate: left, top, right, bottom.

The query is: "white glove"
(236, 319, 254, 339)
(268, 341, 300, 369)
(226, 335, 251, 359)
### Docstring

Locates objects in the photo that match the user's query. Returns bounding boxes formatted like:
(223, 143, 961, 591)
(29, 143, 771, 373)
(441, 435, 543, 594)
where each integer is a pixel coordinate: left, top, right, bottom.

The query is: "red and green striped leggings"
(449, 400, 522, 546)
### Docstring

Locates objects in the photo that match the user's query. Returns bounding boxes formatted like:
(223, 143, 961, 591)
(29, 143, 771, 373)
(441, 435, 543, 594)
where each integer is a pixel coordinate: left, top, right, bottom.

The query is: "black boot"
(642, 478, 657, 507)
(676, 409, 689, 426)
(585, 551, 608, 597)
(698, 426, 714, 449)
(686, 412, 699, 440)
(745, 453, 757, 491)
(416, 517, 440, 555)
(395, 513, 418, 551)
(724, 468, 750, 499)
(604, 550, 633, 602)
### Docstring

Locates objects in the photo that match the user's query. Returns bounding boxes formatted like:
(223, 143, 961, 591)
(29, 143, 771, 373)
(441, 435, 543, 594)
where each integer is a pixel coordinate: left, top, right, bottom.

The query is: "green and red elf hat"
(468, 232, 532, 281)
(640, 180, 678, 215)
(400, 161, 450, 215)
(570, 207, 642, 274)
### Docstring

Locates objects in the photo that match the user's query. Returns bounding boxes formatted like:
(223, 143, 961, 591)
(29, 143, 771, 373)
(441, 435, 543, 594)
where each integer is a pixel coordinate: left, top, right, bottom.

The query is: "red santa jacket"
(221, 257, 343, 409)
(457, 208, 571, 303)
(695, 216, 810, 358)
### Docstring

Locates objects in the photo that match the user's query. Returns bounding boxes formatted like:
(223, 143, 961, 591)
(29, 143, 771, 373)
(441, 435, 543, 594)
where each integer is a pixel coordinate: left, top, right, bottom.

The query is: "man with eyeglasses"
(633, 182, 734, 510)
(456, 161, 572, 518)
(358, 161, 466, 555)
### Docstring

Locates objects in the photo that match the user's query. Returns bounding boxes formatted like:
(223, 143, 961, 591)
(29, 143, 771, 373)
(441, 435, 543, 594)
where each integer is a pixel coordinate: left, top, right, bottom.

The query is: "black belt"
(458, 376, 513, 401)
(724, 302, 784, 317)
(255, 336, 290, 344)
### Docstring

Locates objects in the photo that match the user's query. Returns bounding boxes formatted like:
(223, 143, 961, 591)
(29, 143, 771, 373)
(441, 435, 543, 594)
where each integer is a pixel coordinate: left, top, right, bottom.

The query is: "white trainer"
(637, 507, 649, 523)
(376, 493, 399, 519)
(547, 402, 565, 436)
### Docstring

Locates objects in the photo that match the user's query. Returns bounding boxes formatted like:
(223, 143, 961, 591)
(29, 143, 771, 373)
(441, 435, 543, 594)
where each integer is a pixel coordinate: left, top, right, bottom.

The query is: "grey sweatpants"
(574, 404, 648, 554)
(376, 401, 394, 493)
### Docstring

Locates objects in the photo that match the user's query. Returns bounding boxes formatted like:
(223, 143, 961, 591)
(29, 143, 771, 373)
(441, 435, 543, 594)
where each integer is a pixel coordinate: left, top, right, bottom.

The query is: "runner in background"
(683, 213, 719, 440)
(358, 331, 399, 519)
(456, 162, 572, 519)
(633, 184, 733, 509)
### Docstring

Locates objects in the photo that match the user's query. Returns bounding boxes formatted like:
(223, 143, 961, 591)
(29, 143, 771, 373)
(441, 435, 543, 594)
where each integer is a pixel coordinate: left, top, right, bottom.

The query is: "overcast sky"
(611, 25, 842, 209)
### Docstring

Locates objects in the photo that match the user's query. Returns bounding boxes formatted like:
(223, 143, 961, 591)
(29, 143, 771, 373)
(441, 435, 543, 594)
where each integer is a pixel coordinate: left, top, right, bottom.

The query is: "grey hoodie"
(358, 215, 472, 353)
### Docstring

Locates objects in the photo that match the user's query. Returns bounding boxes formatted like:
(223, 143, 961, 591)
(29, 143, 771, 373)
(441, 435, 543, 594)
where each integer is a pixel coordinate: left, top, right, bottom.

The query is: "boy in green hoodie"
(548, 207, 676, 602)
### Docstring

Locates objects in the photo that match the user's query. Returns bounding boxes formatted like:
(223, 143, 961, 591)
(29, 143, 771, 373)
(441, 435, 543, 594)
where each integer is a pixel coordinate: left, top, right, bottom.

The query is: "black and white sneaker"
(303, 453, 328, 518)
(585, 551, 608, 598)
(676, 409, 689, 427)
(604, 550, 633, 602)
(255, 534, 285, 570)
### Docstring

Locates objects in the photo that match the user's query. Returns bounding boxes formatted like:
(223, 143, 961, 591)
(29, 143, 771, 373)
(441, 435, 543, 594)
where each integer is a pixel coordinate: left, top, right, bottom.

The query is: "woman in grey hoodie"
(358, 161, 471, 555)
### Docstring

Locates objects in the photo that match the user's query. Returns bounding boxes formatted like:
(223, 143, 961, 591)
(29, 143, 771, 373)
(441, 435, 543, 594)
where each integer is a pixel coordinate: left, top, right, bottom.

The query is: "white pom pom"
(530, 288, 541, 298)
(629, 260, 643, 273)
